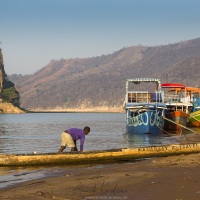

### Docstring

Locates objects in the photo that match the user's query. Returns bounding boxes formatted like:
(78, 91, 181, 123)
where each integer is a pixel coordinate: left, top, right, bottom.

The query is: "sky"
(0, 0, 200, 75)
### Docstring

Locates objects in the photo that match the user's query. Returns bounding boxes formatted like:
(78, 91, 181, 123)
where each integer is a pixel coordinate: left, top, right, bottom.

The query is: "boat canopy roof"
(126, 78, 161, 90)
(161, 83, 186, 89)
(161, 84, 200, 94)
(186, 87, 200, 93)
(127, 78, 161, 84)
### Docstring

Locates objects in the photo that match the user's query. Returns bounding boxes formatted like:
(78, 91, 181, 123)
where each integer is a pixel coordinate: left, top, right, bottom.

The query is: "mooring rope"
(188, 114, 200, 124)
(149, 113, 180, 135)
(162, 116, 198, 134)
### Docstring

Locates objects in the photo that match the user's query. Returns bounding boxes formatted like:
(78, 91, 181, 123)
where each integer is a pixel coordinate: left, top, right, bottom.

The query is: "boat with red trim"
(161, 83, 192, 133)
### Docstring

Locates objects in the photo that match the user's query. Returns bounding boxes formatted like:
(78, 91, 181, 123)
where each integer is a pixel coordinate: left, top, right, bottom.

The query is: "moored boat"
(164, 110, 189, 133)
(124, 78, 165, 135)
(161, 83, 192, 134)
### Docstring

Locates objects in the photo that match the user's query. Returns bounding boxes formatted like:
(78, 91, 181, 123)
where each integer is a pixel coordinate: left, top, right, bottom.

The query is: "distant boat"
(124, 78, 165, 135)
(161, 83, 192, 134)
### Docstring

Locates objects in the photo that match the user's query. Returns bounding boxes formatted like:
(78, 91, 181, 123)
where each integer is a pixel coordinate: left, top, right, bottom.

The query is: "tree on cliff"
(1, 78, 20, 107)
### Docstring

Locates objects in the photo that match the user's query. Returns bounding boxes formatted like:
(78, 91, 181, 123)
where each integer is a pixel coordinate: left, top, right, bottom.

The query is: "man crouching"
(58, 126, 90, 153)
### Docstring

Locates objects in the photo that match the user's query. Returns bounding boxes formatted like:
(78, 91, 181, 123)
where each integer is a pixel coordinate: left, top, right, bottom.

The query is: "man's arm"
(73, 140, 78, 151)
(79, 138, 85, 152)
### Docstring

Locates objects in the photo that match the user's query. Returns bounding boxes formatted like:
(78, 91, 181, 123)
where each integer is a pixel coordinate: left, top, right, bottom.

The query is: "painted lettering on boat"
(128, 111, 163, 127)
(171, 143, 199, 150)
(150, 110, 163, 127)
(128, 113, 143, 127)
(138, 143, 199, 152)
(138, 146, 168, 152)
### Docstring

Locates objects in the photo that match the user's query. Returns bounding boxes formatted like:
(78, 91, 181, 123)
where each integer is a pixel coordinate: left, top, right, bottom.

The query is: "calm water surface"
(0, 112, 200, 189)
(0, 112, 127, 154)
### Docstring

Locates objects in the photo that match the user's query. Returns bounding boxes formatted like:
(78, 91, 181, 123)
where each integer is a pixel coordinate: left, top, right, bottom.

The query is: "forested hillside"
(9, 37, 200, 111)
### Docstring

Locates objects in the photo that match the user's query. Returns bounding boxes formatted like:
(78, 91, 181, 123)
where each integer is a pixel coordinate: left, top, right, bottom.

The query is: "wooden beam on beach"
(0, 143, 200, 166)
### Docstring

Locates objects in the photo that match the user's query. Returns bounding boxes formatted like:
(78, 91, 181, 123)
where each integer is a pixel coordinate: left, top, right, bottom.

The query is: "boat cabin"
(161, 83, 200, 113)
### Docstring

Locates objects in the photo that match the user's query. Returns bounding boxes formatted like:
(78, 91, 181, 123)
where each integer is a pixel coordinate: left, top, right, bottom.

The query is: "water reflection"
(124, 132, 151, 147)
(124, 129, 200, 148)
(0, 165, 67, 189)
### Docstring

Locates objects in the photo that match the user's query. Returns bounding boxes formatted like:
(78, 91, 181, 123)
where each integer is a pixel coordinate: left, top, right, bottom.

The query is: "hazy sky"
(0, 0, 200, 75)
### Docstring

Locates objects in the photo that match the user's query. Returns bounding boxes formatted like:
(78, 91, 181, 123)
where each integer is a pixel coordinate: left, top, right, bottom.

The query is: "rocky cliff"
(0, 102, 24, 114)
(0, 48, 25, 113)
(0, 49, 4, 92)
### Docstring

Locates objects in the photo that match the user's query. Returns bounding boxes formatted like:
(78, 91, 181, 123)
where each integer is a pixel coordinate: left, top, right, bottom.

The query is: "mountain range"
(9, 37, 200, 111)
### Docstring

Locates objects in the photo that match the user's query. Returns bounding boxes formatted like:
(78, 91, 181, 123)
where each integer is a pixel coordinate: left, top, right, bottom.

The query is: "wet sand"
(0, 152, 200, 200)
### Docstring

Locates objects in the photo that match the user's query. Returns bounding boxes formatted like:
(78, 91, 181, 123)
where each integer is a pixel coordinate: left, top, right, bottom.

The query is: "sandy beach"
(0, 152, 200, 200)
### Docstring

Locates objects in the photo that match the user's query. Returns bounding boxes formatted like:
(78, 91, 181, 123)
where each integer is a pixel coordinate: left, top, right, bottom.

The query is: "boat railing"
(127, 91, 163, 103)
(164, 94, 191, 104)
(164, 94, 179, 103)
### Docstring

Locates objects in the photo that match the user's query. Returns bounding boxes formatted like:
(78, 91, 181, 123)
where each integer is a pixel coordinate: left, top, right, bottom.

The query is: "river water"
(0, 112, 200, 189)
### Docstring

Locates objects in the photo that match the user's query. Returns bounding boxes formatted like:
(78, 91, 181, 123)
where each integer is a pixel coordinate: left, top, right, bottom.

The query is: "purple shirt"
(66, 128, 85, 151)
